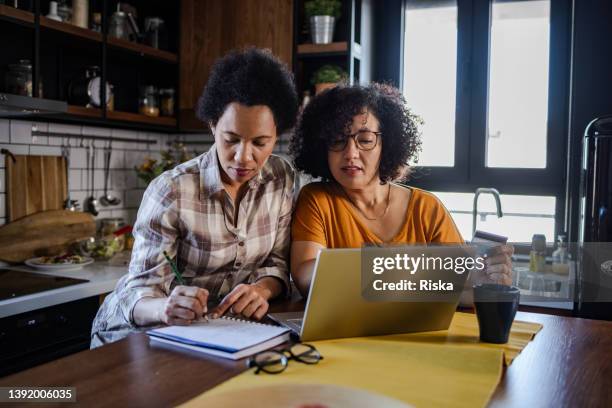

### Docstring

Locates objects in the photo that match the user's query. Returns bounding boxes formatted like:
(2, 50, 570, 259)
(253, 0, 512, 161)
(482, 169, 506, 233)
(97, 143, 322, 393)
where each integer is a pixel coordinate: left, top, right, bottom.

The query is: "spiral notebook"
(147, 316, 291, 360)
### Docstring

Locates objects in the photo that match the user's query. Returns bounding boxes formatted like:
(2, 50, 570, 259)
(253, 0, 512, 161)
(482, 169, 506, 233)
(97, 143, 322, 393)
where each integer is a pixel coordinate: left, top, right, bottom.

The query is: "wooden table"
(1, 301, 611, 407)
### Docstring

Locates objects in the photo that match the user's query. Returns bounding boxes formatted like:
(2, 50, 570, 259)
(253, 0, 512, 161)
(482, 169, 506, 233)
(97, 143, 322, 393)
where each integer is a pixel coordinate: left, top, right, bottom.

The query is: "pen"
(162, 251, 209, 322)
(163, 250, 185, 285)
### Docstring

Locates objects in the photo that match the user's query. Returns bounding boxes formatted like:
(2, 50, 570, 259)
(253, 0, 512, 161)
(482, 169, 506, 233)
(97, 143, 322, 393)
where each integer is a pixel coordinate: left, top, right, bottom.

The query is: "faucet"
(472, 188, 503, 237)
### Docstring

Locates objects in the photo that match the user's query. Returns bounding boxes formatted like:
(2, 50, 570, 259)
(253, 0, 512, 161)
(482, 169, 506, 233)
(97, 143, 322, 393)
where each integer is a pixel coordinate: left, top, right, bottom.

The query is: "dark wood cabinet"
(178, 0, 294, 131)
(0, 1, 377, 132)
(0, 1, 180, 131)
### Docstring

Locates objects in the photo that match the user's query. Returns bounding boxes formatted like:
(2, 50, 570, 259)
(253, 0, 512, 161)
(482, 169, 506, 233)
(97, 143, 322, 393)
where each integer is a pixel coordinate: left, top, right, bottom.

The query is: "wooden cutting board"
(6, 154, 67, 222)
(0, 210, 95, 263)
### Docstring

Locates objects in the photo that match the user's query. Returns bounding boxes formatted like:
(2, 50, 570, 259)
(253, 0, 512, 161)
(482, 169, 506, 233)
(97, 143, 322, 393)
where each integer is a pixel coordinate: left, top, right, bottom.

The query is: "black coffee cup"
(473, 284, 520, 344)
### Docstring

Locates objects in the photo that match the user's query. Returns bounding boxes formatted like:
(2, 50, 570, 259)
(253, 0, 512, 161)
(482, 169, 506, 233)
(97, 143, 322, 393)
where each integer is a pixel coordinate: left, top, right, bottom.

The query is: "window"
(487, 0, 550, 168)
(402, 0, 570, 243)
(404, 1, 457, 167)
(433, 191, 556, 242)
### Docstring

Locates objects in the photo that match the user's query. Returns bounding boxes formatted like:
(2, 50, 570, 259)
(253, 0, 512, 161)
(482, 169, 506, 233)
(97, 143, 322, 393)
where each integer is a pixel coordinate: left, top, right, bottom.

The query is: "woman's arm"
(291, 240, 325, 298)
(118, 174, 208, 327)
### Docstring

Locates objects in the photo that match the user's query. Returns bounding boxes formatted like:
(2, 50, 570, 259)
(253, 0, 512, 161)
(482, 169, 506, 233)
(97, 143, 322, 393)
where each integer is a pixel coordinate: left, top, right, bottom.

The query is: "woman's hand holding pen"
(158, 286, 209, 325)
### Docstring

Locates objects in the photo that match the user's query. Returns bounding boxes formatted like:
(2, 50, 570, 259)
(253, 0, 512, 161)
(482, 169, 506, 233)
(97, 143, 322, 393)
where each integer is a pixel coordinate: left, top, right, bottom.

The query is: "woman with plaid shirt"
(91, 48, 298, 348)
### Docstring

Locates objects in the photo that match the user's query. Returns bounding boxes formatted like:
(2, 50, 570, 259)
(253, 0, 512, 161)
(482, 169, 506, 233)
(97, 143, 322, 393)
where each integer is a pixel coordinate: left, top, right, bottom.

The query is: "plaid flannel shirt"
(91, 145, 294, 348)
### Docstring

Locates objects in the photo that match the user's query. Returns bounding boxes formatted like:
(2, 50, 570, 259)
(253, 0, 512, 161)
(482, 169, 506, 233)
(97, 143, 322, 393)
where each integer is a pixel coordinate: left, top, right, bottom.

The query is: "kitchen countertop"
(0, 262, 128, 318)
(0, 259, 575, 318)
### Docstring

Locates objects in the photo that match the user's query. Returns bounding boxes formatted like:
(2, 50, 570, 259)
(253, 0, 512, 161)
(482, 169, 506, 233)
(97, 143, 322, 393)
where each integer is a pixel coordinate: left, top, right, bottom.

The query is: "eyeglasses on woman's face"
(327, 130, 382, 152)
(247, 343, 323, 374)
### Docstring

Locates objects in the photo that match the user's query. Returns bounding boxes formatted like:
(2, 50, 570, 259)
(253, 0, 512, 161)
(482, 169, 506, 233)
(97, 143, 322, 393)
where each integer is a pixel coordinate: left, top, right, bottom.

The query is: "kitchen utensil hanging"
(83, 140, 99, 216)
(62, 137, 78, 211)
(99, 140, 121, 206)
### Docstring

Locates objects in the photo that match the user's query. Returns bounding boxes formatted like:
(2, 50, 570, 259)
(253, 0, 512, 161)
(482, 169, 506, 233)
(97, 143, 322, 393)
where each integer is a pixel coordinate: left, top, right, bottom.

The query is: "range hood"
(0, 93, 67, 117)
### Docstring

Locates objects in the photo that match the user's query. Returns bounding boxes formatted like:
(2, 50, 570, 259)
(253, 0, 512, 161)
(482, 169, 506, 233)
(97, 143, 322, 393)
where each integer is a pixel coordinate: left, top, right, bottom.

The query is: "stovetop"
(0, 269, 89, 301)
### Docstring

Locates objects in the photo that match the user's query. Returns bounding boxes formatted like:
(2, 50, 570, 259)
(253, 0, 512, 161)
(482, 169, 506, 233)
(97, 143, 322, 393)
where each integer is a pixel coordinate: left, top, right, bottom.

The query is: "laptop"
(269, 247, 470, 341)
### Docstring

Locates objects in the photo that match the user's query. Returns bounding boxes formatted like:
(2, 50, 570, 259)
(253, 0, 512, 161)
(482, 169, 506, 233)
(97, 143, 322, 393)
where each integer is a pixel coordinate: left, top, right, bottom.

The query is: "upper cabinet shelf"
(0, 4, 34, 25)
(40, 16, 103, 42)
(0, 6, 177, 63)
(297, 42, 348, 57)
(107, 37, 178, 63)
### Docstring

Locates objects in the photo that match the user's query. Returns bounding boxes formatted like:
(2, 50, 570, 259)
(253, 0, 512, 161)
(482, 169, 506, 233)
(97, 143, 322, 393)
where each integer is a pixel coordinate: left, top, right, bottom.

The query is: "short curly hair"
(197, 48, 298, 134)
(290, 83, 422, 183)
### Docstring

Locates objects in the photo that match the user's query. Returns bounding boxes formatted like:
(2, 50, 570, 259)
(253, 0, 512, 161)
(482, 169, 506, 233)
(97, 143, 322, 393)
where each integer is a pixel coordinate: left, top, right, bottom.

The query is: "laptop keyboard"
(287, 318, 303, 330)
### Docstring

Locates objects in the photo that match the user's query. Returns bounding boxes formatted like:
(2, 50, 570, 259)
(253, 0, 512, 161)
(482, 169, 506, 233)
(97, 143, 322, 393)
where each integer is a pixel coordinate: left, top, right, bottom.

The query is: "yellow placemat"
(388, 312, 543, 365)
(183, 340, 504, 408)
(182, 313, 542, 408)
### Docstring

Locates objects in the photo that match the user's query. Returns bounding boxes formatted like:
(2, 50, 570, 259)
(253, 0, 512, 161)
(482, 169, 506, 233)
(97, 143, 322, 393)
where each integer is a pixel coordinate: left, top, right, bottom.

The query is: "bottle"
(529, 234, 546, 272)
(552, 234, 569, 275)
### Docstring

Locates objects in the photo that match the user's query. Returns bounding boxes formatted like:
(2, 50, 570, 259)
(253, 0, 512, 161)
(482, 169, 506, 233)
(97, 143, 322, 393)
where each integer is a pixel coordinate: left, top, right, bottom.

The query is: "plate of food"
(25, 254, 94, 271)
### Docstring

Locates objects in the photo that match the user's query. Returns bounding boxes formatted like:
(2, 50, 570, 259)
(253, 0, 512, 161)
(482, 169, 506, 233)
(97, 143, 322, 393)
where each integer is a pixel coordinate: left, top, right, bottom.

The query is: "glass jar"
(159, 88, 175, 117)
(99, 217, 125, 254)
(100, 218, 125, 236)
(5, 59, 43, 97)
(91, 12, 102, 32)
(139, 85, 160, 117)
(57, 0, 72, 22)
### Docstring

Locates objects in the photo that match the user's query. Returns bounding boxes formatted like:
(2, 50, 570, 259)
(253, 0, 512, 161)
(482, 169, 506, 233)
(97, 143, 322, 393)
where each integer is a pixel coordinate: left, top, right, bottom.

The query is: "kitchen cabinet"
(0, 263, 129, 375)
(0, 296, 99, 377)
(178, 0, 294, 131)
(0, 1, 180, 131)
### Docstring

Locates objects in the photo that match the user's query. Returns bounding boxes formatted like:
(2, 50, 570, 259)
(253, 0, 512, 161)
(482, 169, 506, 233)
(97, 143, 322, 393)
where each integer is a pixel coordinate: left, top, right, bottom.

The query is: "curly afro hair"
(290, 83, 422, 184)
(197, 48, 298, 134)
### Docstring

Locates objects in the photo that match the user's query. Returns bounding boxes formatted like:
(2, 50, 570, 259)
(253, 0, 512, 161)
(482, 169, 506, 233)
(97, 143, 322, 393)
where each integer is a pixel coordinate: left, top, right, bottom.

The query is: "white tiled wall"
(0, 119, 212, 227)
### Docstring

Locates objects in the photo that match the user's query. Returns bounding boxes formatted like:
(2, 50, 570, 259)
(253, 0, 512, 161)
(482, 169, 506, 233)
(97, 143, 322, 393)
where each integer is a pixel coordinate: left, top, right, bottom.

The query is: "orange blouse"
(291, 182, 463, 247)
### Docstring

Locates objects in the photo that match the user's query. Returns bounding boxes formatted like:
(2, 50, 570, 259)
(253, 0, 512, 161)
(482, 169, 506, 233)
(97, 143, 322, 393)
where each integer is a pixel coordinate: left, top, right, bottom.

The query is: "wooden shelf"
(40, 16, 103, 42)
(0, 4, 34, 25)
(67, 105, 103, 118)
(0, 7, 175, 63)
(107, 110, 177, 127)
(297, 42, 348, 56)
(107, 37, 178, 63)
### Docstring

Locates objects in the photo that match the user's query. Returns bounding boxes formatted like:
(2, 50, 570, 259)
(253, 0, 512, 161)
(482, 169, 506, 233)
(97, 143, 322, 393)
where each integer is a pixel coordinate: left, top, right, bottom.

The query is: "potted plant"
(135, 142, 193, 184)
(305, 0, 342, 44)
(311, 64, 346, 94)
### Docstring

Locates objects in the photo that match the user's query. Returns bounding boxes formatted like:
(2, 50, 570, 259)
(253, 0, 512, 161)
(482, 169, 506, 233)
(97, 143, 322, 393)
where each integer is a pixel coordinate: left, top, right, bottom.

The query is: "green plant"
(135, 142, 193, 184)
(304, 0, 342, 19)
(310, 65, 347, 85)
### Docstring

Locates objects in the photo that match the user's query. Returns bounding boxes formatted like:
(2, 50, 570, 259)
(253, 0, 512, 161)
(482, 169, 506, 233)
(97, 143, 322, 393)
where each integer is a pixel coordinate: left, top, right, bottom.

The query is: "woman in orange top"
(290, 83, 513, 297)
